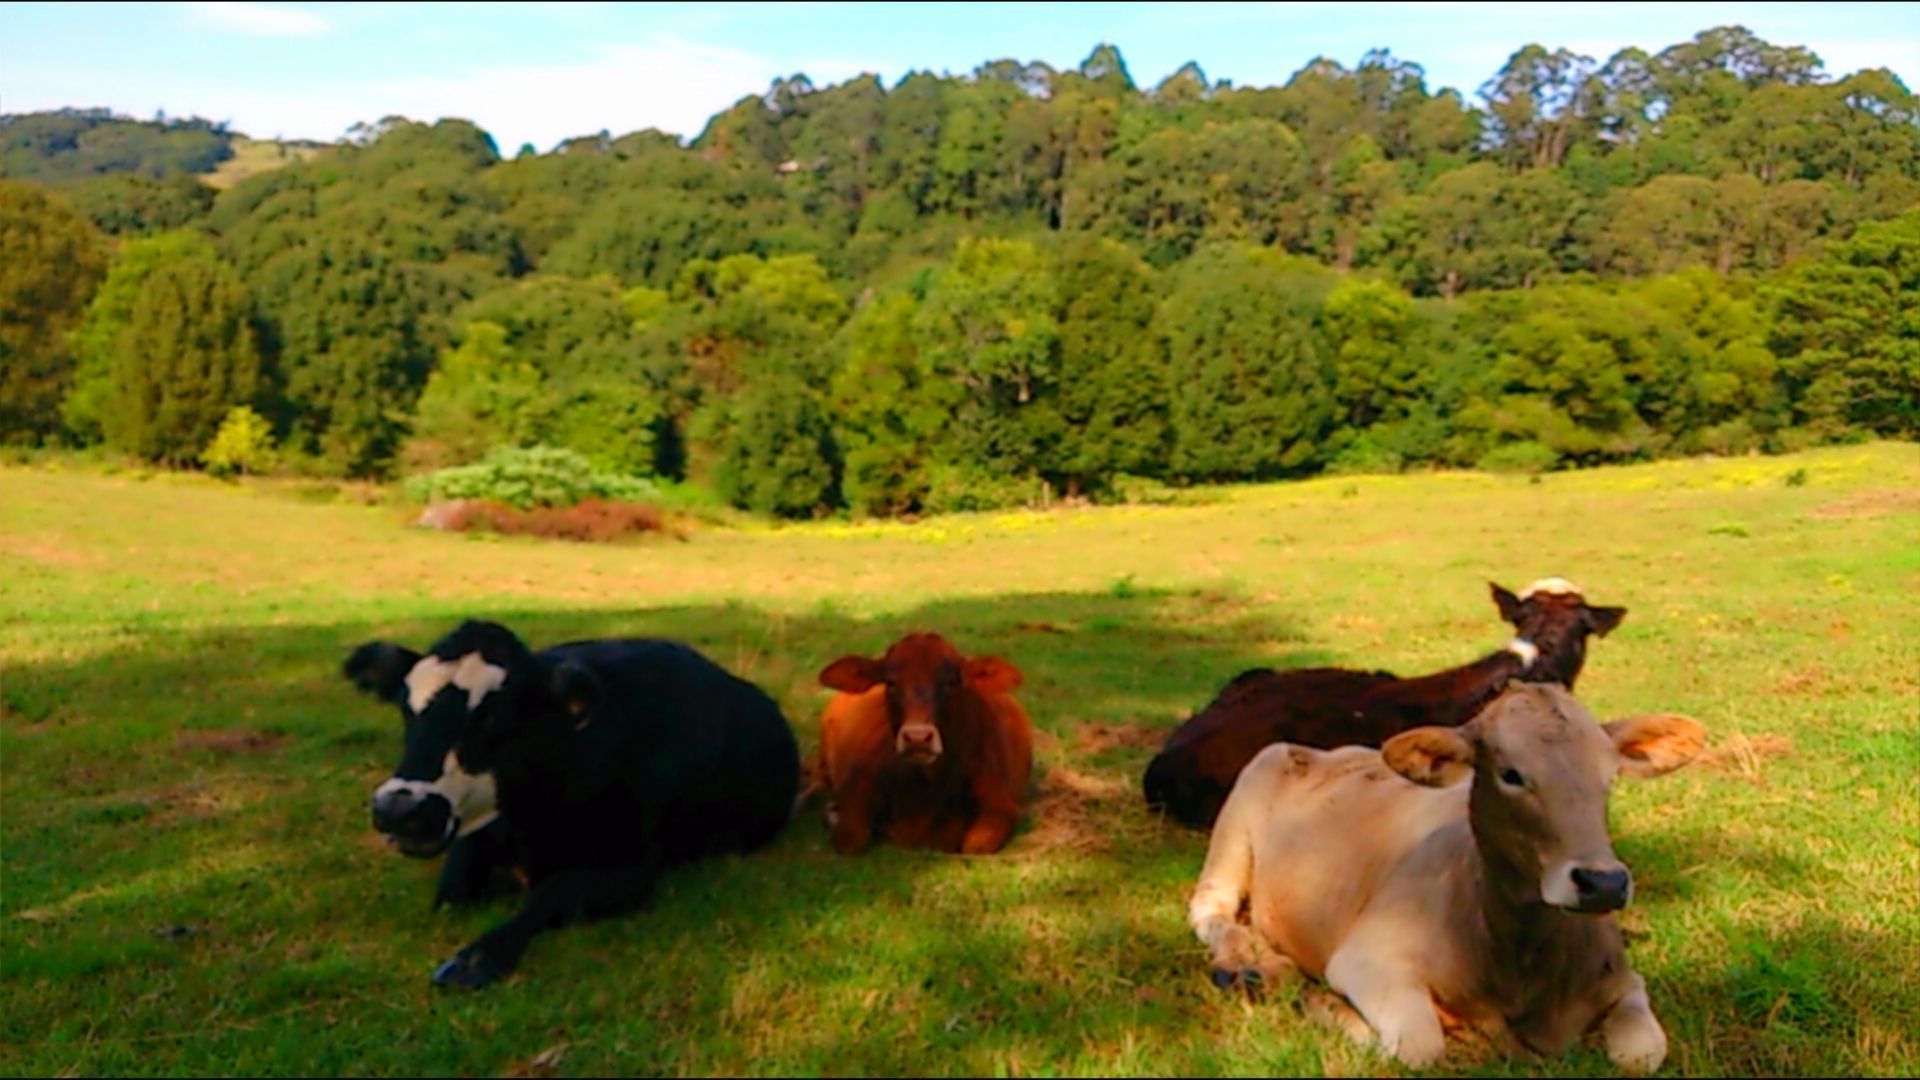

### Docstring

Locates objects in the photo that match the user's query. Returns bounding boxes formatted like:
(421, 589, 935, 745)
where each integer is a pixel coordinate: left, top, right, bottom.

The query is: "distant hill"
(0, 108, 326, 187)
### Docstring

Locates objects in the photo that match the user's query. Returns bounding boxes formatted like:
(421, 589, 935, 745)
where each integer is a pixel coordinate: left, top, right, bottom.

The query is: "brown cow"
(1143, 578, 1626, 829)
(814, 633, 1034, 855)
(1189, 683, 1705, 1072)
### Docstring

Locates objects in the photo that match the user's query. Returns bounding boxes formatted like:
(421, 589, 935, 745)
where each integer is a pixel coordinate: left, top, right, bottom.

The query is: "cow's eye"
(1498, 767, 1526, 789)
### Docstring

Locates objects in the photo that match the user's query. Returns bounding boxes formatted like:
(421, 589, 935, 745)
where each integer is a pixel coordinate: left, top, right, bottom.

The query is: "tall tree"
(95, 242, 263, 463)
(1049, 236, 1168, 492)
(67, 230, 229, 443)
(1479, 45, 1599, 170)
(1767, 209, 1920, 439)
(0, 181, 106, 443)
(1159, 244, 1336, 480)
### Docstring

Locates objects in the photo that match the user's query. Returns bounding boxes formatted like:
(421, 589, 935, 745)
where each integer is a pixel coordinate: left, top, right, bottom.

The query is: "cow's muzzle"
(1567, 864, 1633, 913)
(894, 723, 943, 765)
(371, 787, 456, 859)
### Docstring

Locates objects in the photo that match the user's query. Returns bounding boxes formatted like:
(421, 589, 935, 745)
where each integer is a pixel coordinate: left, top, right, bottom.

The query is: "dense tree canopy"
(1, 26, 1914, 512)
(0, 181, 107, 442)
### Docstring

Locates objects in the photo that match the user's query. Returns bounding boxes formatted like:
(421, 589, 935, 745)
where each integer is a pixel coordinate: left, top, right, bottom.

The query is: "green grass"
(3, 443, 1917, 1077)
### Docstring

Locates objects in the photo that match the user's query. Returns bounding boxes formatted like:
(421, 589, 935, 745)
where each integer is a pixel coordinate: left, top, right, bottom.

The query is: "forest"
(1, 26, 1915, 517)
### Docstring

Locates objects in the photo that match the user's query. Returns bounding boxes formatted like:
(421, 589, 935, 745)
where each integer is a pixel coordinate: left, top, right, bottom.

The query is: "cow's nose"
(1570, 866, 1632, 911)
(371, 790, 423, 834)
(896, 727, 941, 758)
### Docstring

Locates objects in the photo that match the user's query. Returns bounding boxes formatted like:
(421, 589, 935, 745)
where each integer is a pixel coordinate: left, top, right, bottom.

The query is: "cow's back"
(981, 688, 1035, 798)
(1222, 742, 1466, 977)
(1146, 666, 1400, 827)
(545, 638, 800, 862)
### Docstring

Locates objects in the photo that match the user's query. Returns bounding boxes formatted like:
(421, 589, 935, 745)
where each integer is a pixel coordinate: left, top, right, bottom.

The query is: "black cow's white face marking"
(405, 651, 507, 714)
(370, 650, 507, 857)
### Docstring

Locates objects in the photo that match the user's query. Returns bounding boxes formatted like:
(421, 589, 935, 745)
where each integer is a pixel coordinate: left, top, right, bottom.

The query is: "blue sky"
(3, 2, 1915, 153)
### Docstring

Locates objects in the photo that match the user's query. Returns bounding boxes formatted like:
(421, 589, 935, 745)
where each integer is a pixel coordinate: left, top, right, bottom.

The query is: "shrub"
(920, 463, 1043, 514)
(199, 405, 277, 477)
(1095, 473, 1186, 506)
(1326, 433, 1404, 476)
(1475, 440, 1561, 475)
(405, 445, 656, 510)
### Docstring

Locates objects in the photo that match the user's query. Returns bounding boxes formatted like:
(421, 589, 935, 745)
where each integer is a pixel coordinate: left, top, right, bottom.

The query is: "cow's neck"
(1466, 835, 1617, 1045)
(1513, 633, 1588, 689)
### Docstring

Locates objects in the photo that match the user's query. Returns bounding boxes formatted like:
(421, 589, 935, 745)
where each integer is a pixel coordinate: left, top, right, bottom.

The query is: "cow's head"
(1490, 578, 1626, 688)
(344, 620, 530, 859)
(1383, 683, 1704, 914)
(818, 633, 1022, 766)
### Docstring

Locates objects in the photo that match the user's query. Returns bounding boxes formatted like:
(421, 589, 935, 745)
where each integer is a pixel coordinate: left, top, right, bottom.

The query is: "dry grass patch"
(1697, 732, 1796, 780)
(1018, 764, 1137, 856)
(173, 729, 288, 755)
(1807, 488, 1920, 519)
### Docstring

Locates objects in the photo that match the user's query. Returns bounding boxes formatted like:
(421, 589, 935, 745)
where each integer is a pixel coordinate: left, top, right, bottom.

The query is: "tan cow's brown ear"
(1383, 727, 1476, 787)
(819, 656, 885, 693)
(1605, 713, 1707, 779)
(964, 655, 1023, 694)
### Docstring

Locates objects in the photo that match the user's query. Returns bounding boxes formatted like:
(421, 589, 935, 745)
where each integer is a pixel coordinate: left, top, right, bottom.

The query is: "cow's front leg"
(1325, 947, 1446, 1068)
(958, 794, 1021, 855)
(828, 771, 877, 855)
(1598, 973, 1668, 1075)
(432, 852, 662, 990)
(432, 816, 516, 908)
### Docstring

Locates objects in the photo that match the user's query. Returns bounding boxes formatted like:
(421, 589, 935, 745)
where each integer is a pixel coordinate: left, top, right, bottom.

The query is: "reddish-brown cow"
(1143, 578, 1626, 829)
(814, 633, 1034, 855)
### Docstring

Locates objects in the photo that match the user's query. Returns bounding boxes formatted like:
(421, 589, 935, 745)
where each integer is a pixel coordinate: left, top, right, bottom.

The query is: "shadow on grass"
(15, 590, 1898, 1075)
(0, 586, 1341, 1075)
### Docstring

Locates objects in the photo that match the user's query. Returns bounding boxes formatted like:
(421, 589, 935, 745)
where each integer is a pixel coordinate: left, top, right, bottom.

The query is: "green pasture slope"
(2, 443, 1916, 1077)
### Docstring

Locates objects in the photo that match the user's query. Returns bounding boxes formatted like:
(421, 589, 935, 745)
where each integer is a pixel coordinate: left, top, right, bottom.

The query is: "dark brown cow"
(1189, 684, 1706, 1071)
(1143, 578, 1625, 829)
(814, 633, 1034, 855)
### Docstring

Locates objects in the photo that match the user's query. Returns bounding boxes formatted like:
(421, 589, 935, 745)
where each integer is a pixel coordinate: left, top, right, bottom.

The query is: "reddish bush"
(416, 498, 677, 543)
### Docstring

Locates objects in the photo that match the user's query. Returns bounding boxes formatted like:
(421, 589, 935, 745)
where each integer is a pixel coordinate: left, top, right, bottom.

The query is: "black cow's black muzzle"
(371, 788, 456, 859)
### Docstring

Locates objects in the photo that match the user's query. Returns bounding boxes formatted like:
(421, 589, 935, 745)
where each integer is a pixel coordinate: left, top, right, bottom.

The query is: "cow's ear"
(1490, 581, 1524, 625)
(344, 642, 421, 704)
(1383, 726, 1476, 787)
(549, 660, 603, 729)
(1585, 604, 1627, 638)
(819, 656, 885, 693)
(964, 655, 1023, 695)
(1605, 712, 1706, 779)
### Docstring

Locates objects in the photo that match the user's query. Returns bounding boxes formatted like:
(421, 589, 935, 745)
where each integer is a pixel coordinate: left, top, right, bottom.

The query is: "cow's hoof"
(431, 952, 500, 990)
(1209, 968, 1264, 996)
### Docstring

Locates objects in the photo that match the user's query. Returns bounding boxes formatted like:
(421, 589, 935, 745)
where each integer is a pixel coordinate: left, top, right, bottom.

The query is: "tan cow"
(1188, 682, 1705, 1072)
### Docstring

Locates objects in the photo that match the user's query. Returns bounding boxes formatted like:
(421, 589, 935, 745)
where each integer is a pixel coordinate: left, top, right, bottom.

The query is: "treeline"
(1, 27, 1916, 516)
(1, 108, 236, 183)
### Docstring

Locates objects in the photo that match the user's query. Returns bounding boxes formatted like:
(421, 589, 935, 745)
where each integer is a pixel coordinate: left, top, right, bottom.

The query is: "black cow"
(345, 619, 801, 989)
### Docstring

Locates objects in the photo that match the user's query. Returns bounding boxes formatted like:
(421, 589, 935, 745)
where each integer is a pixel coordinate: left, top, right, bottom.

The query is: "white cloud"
(344, 33, 879, 150)
(180, 1, 332, 38)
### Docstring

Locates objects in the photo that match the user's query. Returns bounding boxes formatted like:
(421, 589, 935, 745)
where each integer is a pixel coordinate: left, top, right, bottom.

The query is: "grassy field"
(198, 136, 324, 190)
(2, 443, 1916, 1077)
